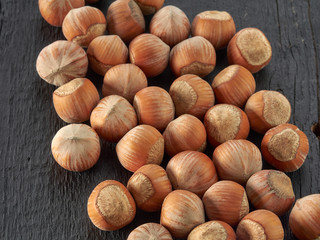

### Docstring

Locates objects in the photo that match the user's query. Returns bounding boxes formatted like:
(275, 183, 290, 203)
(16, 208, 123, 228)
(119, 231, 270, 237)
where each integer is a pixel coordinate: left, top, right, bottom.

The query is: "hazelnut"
(261, 123, 309, 172)
(87, 35, 128, 76)
(102, 64, 147, 104)
(133, 87, 175, 131)
(204, 104, 250, 147)
(163, 114, 207, 157)
(192, 10, 236, 50)
(38, 0, 84, 27)
(127, 164, 172, 212)
(236, 209, 284, 240)
(51, 124, 100, 171)
(128, 223, 173, 240)
(202, 180, 249, 226)
(107, 0, 145, 43)
(246, 170, 295, 216)
(289, 194, 320, 240)
(52, 78, 99, 123)
(169, 74, 215, 119)
(90, 95, 137, 142)
(245, 90, 291, 134)
(166, 151, 218, 197)
(212, 139, 262, 185)
(188, 221, 236, 240)
(212, 65, 256, 107)
(150, 5, 191, 47)
(227, 28, 272, 73)
(116, 125, 164, 172)
(129, 34, 170, 78)
(170, 36, 216, 77)
(62, 6, 106, 47)
(160, 190, 205, 238)
(134, 0, 164, 15)
(87, 180, 136, 231)
(36, 40, 88, 86)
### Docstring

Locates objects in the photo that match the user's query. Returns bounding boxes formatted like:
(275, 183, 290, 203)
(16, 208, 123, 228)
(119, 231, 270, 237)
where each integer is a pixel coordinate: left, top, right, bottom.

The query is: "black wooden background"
(1, 0, 320, 239)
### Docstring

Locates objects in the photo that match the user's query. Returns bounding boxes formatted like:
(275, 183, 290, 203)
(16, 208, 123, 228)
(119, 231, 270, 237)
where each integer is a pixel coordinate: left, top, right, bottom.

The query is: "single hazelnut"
(107, 0, 145, 43)
(204, 104, 250, 147)
(150, 5, 191, 47)
(62, 6, 106, 47)
(102, 64, 147, 104)
(245, 90, 291, 134)
(212, 65, 256, 107)
(160, 190, 205, 238)
(116, 125, 164, 172)
(236, 209, 284, 240)
(163, 114, 207, 157)
(166, 151, 218, 197)
(227, 28, 272, 73)
(134, 0, 164, 15)
(289, 194, 320, 240)
(261, 123, 309, 172)
(52, 78, 99, 123)
(90, 95, 137, 142)
(188, 221, 236, 240)
(129, 34, 170, 78)
(87, 35, 128, 76)
(127, 223, 173, 240)
(133, 87, 175, 131)
(87, 180, 136, 231)
(170, 36, 216, 77)
(127, 164, 172, 212)
(192, 10, 236, 50)
(36, 40, 88, 86)
(38, 0, 85, 27)
(246, 170, 295, 216)
(51, 124, 100, 171)
(169, 74, 215, 119)
(212, 140, 262, 185)
(202, 180, 249, 227)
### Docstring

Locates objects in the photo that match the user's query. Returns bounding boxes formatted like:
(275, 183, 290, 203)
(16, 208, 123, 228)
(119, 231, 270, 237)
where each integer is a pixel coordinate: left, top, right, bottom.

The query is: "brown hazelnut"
(36, 40, 88, 86)
(212, 65, 256, 107)
(51, 124, 100, 171)
(169, 74, 215, 119)
(87, 180, 136, 231)
(261, 123, 309, 172)
(192, 10, 236, 50)
(204, 104, 250, 147)
(202, 180, 249, 226)
(116, 125, 164, 172)
(128, 223, 173, 240)
(87, 35, 128, 76)
(102, 64, 147, 104)
(133, 87, 175, 131)
(245, 90, 291, 134)
(107, 0, 145, 43)
(38, 0, 84, 27)
(246, 170, 295, 216)
(90, 95, 137, 142)
(127, 164, 172, 212)
(227, 28, 272, 73)
(170, 36, 216, 77)
(163, 114, 207, 157)
(166, 151, 218, 197)
(188, 221, 236, 240)
(150, 5, 191, 47)
(134, 0, 164, 15)
(62, 6, 106, 47)
(53, 78, 99, 123)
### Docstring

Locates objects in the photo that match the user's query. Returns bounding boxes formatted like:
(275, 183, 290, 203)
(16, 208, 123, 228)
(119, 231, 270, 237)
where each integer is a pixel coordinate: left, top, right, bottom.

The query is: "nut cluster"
(37, 1, 315, 239)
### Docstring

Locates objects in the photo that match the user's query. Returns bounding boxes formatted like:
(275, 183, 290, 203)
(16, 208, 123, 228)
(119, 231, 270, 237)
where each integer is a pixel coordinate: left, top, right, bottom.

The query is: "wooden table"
(1, 0, 319, 239)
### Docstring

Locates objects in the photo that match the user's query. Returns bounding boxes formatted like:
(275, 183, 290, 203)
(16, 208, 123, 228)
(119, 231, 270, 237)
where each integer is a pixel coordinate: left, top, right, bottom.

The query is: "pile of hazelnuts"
(36, 0, 320, 239)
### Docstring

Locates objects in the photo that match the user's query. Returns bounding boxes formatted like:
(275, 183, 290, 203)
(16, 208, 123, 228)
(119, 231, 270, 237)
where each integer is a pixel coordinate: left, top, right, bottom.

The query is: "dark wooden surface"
(1, 0, 320, 239)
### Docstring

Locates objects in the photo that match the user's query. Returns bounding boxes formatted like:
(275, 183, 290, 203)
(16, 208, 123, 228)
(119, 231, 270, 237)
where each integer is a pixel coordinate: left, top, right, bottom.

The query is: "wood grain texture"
(0, 0, 319, 239)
